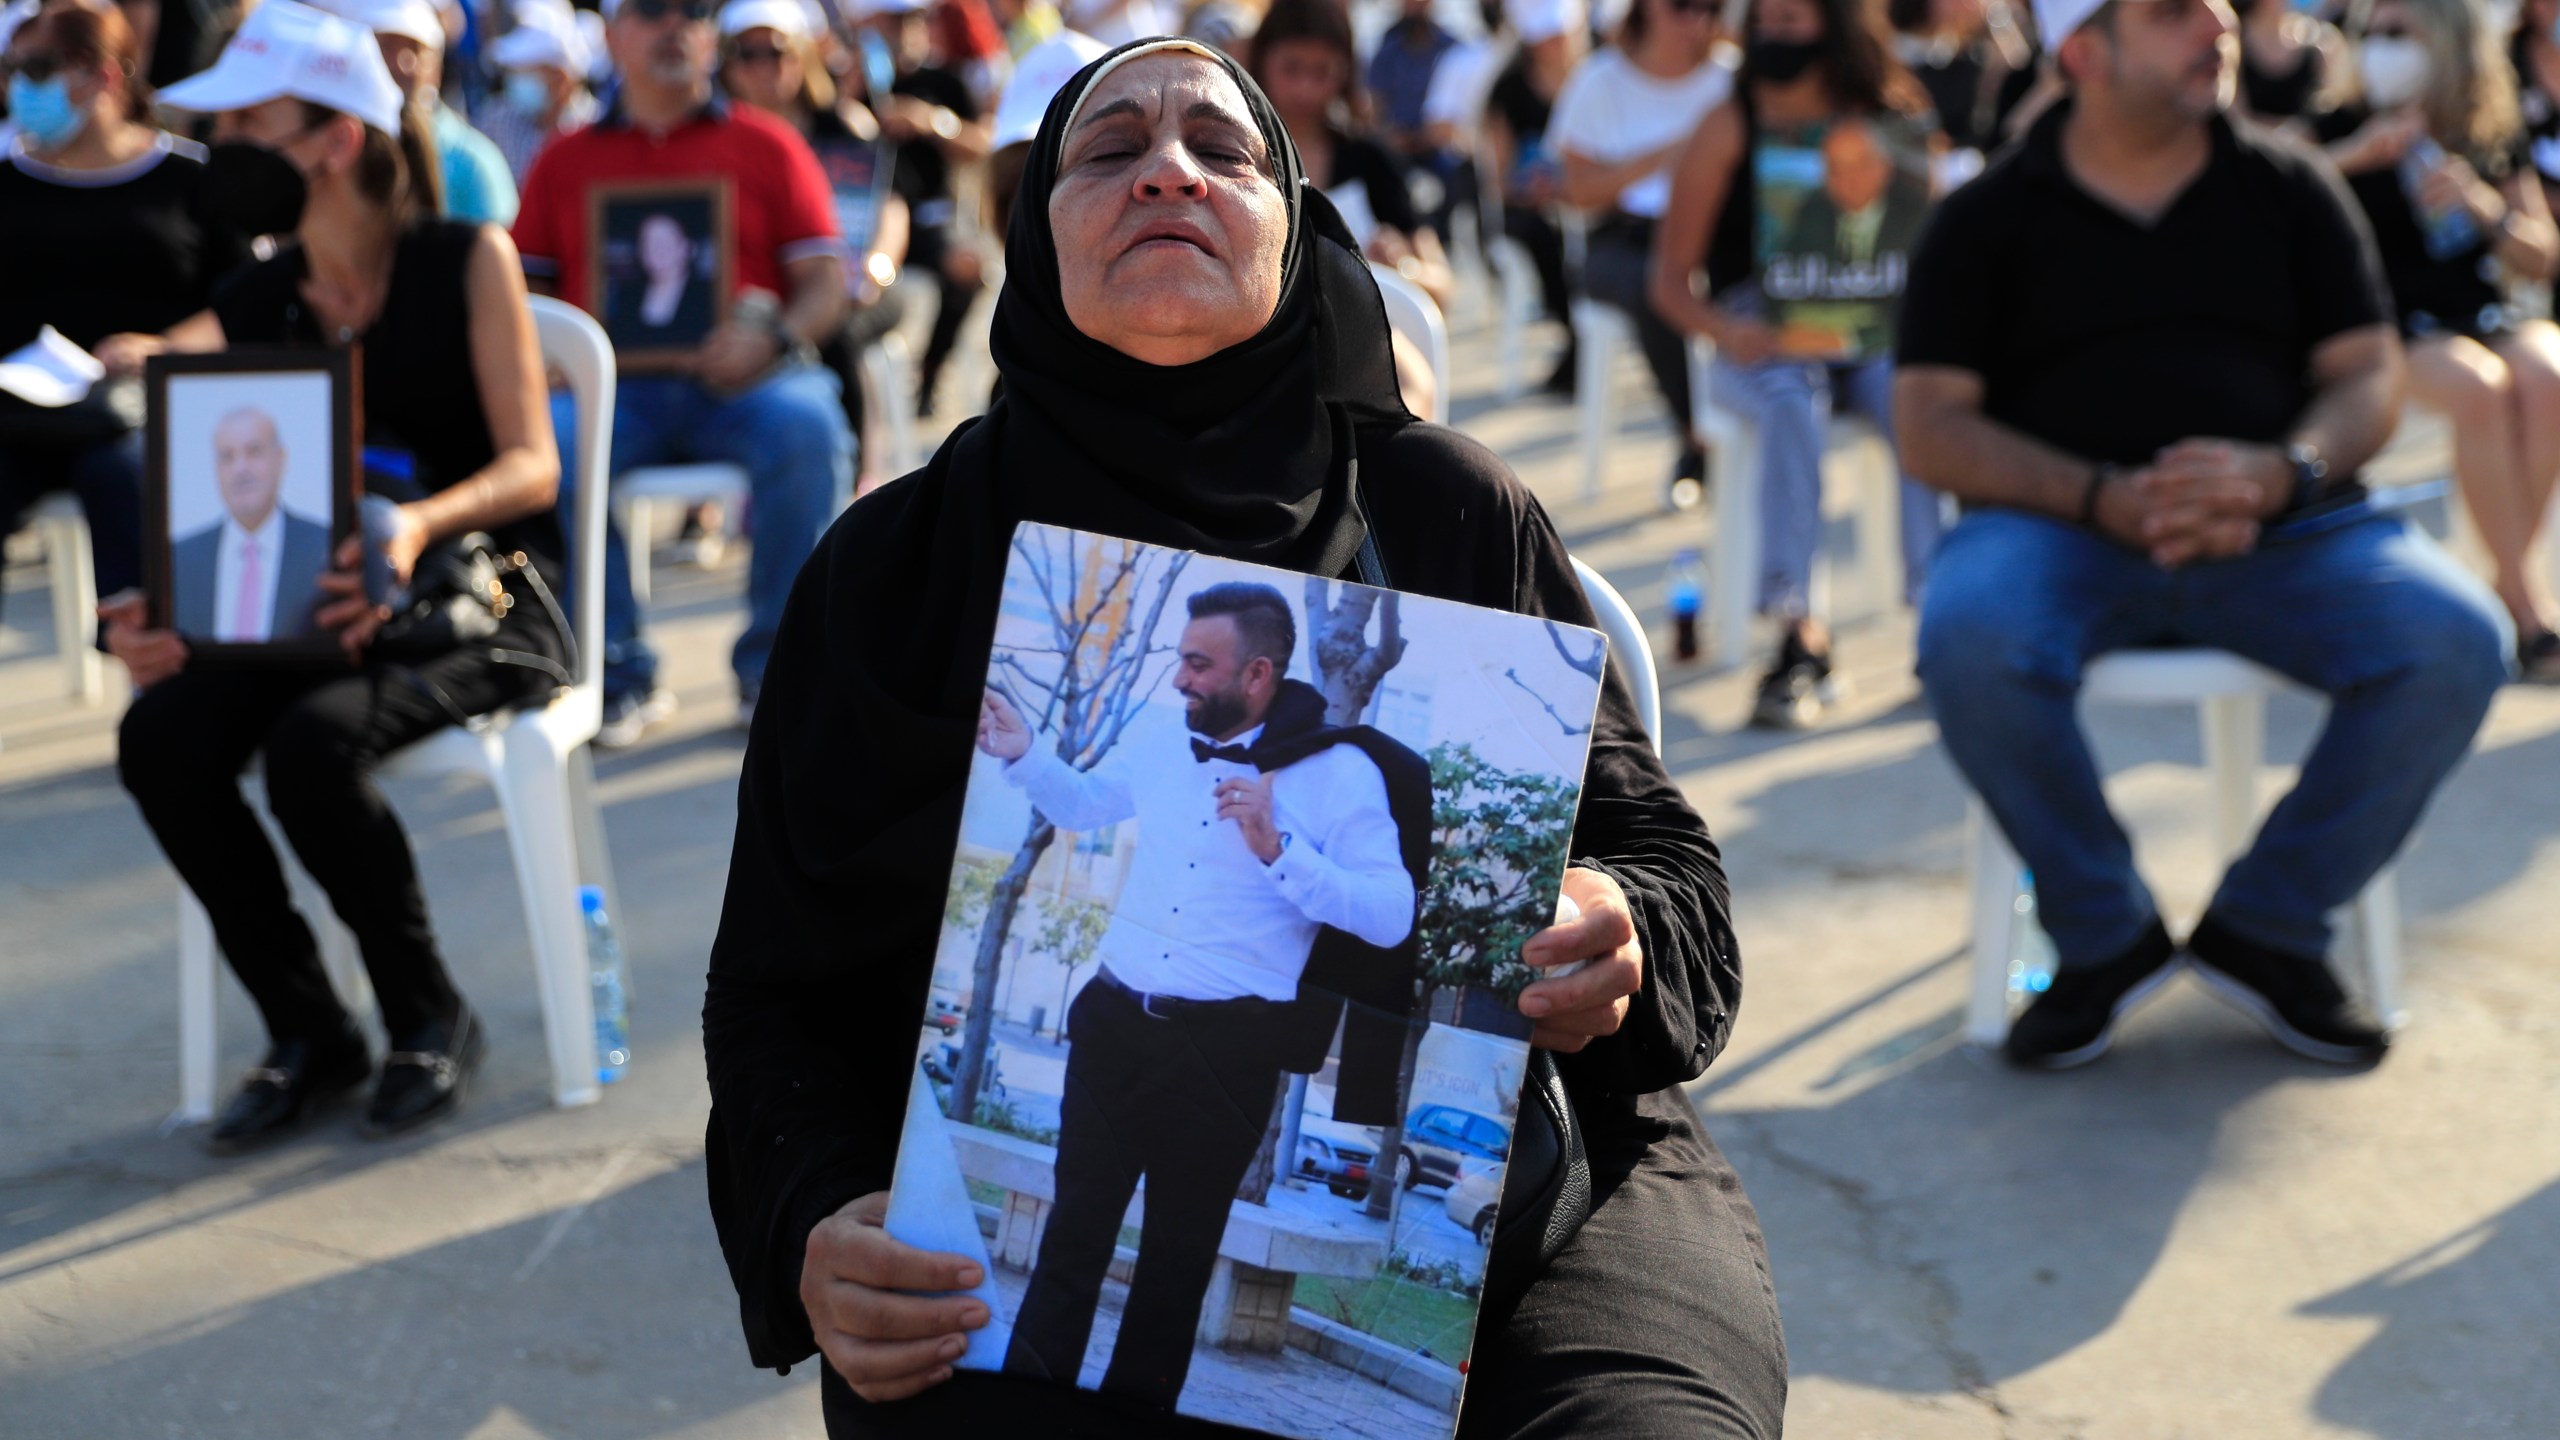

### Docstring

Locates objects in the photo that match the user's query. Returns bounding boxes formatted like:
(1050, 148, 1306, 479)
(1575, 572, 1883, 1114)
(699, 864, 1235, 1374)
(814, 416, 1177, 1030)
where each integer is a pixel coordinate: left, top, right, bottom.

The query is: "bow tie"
(1191, 738, 1257, 766)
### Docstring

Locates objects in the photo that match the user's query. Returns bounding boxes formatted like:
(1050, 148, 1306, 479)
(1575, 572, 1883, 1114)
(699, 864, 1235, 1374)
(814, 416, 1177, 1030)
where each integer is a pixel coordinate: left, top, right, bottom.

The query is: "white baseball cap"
(160, 0, 407, 135)
(842, 0, 926, 20)
(491, 0, 591, 72)
(992, 29, 1108, 150)
(1508, 0, 1583, 44)
(2032, 0, 2151, 47)
(311, 0, 447, 48)
(719, 0, 813, 39)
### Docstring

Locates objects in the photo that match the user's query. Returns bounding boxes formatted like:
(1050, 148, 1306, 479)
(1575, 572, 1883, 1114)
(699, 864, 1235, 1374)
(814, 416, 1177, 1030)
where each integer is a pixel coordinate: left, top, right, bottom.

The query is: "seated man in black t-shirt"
(1893, 0, 2510, 1071)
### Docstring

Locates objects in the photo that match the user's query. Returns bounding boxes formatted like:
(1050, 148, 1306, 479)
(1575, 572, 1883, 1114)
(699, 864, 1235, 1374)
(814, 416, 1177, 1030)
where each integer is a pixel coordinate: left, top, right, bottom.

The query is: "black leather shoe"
(362, 1004, 487, 1138)
(207, 1032, 372, 1154)
(2186, 913, 2389, 1065)
(2005, 918, 2178, 1070)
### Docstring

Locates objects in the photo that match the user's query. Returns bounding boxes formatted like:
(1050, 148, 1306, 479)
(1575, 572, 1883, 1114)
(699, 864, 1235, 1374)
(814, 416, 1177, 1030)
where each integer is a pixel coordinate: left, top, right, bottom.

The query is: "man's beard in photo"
(1186, 685, 1250, 738)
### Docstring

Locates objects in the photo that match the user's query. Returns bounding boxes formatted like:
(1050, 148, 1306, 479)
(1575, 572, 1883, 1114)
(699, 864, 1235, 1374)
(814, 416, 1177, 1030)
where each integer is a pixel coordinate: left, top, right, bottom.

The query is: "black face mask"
(1748, 38, 1824, 83)
(205, 140, 312, 237)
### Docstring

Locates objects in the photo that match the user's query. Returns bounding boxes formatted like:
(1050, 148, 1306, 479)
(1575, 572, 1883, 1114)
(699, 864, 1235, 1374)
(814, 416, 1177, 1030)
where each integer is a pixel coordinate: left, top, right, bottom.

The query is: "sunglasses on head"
(623, 0, 717, 22)
(729, 42, 790, 63)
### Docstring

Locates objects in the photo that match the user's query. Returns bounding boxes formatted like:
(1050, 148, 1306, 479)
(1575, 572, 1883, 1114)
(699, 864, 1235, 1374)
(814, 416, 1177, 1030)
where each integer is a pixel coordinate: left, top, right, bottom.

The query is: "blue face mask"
(6, 74, 87, 151)
(503, 70, 552, 115)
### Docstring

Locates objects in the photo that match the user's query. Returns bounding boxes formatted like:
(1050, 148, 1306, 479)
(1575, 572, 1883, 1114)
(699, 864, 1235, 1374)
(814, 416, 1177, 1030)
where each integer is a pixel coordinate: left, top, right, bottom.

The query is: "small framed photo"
(144, 349, 359, 662)
(589, 177, 733, 369)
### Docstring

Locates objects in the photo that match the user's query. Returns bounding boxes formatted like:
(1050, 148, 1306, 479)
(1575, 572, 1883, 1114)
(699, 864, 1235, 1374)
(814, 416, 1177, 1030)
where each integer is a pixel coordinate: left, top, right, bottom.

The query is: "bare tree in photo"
(1505, 620, 1608, 738)
(949, 535, 1190, 1127)
(1234, 580, 1411, 1208)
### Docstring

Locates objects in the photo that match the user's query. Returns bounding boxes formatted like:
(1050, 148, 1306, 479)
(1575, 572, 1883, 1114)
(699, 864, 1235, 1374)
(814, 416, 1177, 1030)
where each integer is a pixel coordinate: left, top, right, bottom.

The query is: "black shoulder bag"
(1347, 445, 1594, 1275)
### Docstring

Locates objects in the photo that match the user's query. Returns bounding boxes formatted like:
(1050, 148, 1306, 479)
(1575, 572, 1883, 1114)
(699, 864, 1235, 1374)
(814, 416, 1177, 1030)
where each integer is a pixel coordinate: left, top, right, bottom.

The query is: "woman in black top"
(1250, 0, 1456, 314)
(1483, 8, 1584, 393)
(2511, 0, 2560, 188)
(2324, 0, 2560, 677)
(703, 38, 1783, 1440)
(1651, 0, 1946, 728)
(96, 30, 570, 1147)
(0, 2, 245, 641)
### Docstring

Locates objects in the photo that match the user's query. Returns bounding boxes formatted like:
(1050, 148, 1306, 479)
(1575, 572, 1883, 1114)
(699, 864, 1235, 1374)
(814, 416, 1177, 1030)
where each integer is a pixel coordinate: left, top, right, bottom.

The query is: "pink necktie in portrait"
(233, 535, 263, 640)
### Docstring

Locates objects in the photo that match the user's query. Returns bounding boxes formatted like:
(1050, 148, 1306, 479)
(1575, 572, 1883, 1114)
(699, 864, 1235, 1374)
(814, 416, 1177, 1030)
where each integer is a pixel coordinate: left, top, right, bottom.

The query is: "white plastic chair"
(862, 330, 920, 479)
(27, 492, 104, 703)
(616, 462, 747, 606)
(1960, 649, 2405, 1049)
(1369, 263, 1451, 425)
(175, 296, 622, 1121)
(1688, 336, 1906, 672)
(1569, 555, 1661, 750)
(1485, 234, 1544, 403)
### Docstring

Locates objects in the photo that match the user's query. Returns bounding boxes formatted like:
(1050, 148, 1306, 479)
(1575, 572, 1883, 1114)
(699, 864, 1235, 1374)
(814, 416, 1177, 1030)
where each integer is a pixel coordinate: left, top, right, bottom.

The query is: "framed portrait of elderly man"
(143, 350, 357, 661)
(588, 177, 733, 370)
(886, 522, 1608, 1439)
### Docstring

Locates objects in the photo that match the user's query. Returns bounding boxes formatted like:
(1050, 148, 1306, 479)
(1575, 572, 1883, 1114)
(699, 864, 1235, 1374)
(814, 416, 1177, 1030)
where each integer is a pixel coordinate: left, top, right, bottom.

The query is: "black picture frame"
(589, 176, 735, 370)
(144, 348, 361, 664)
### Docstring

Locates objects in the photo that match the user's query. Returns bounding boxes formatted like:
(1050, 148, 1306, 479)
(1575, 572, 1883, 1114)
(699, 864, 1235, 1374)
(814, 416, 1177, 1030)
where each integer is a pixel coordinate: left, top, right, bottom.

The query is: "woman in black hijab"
(702, 38, 1788, 1440)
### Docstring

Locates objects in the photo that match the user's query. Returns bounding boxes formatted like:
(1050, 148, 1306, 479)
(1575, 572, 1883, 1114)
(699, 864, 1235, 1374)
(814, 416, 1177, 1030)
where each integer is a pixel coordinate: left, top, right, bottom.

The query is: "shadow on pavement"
(3, 1159, 816, 1439)
(2301, 1175, 2560, 1436)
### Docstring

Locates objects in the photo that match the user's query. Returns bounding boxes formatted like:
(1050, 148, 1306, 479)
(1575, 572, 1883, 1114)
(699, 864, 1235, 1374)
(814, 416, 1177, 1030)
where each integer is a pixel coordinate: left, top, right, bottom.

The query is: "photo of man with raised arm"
(972, 580, 1426, 1409)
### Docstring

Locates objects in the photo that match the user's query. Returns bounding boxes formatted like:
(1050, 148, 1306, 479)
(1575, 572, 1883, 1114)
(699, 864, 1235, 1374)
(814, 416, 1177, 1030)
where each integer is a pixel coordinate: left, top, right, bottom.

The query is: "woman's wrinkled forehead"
(1059, 41, 1242, 136)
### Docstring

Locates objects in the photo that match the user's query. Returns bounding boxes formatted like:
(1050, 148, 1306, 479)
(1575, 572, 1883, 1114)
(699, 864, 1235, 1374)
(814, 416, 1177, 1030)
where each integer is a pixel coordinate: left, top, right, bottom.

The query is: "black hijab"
(703, 38, 1427, 1371)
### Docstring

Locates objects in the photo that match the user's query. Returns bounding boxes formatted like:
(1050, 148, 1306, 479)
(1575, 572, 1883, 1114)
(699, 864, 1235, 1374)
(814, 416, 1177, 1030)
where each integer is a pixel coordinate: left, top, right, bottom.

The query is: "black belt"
(1092, 966, 1268, 1022)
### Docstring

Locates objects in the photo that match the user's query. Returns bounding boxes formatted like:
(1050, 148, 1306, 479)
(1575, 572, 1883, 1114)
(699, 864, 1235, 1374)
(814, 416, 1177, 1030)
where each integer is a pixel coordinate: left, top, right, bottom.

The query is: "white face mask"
(2359, 36, 2432, 109)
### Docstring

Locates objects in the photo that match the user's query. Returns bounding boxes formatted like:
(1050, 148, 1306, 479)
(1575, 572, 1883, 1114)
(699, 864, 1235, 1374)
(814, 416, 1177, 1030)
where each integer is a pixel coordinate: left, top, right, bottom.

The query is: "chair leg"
(622, 496, 653, 605)
(494, 733, 603, 1108)
(1708, 411, 1761, 674)
(565, 741, 619, 917)
(43, 515, 103, 705)
(177, 889, 220, 1126)
(2354, 861, 2406, 1030)
(1966, 798, 2025, 1048)
(1574, 308, 1613, 504)
(2199, 691, 2265, 865)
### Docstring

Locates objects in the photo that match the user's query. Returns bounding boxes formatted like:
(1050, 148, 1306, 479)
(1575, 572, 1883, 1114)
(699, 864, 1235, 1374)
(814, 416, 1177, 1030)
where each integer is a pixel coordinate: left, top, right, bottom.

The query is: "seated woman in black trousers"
(701, 38, 1787, 1439)
(99, 10, 567, 1149)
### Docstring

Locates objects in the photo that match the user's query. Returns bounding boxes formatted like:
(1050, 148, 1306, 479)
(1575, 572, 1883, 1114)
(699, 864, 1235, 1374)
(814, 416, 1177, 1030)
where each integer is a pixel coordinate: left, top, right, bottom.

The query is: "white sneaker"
(596, 688, 676, 749)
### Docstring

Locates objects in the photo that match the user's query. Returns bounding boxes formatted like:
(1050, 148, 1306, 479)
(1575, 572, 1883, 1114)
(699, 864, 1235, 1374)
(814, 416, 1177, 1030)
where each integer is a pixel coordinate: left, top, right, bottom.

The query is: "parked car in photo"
(1399, 1104, 1510, 1191)
(1296, 1130, 1379, 1199)
(925, 993, 966, 1035)
(922, 1040, 1003, 1102)
(1444, 1161, 1505, 1247)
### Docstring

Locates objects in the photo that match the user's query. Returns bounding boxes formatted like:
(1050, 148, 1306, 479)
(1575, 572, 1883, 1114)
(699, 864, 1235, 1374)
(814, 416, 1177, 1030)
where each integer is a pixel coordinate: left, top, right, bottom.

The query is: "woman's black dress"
(699, 39, 1788, 1440)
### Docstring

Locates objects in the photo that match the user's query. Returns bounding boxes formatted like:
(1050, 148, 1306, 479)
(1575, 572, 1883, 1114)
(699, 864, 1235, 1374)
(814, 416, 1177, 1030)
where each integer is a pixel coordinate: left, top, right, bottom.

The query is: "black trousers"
(0, 431, 143, 632)
(118, 646, 550, 1048)
(823, 1082, 1787, 1438)
(1002, 976, 1286, 1408)
(1580, 223, 1696, 444)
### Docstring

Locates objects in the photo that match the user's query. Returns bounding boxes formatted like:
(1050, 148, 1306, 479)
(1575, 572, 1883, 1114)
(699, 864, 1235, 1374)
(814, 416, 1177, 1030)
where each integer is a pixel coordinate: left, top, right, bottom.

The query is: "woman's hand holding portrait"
(1518, 865, 1644, 1053)
(96, 590, 188, 687)
(801, 1191, 990, 1402)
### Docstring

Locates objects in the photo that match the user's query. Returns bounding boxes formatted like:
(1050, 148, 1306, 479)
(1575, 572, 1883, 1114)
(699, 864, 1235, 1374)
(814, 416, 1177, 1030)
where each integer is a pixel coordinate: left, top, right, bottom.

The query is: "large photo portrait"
(886, 523, 1608, 1439)
(143, 350, 356, 660)
(1753, 112, 1936, 361)
(587, 177, 733, 368)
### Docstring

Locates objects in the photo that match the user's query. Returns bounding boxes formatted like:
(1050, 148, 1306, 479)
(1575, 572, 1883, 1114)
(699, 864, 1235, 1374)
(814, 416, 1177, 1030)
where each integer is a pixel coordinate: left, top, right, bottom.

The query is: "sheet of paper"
(0, 325, 106, 408)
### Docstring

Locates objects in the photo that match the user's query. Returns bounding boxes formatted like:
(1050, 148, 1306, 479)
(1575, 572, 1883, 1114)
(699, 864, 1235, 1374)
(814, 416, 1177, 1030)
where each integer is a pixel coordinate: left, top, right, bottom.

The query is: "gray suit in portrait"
(170, 509, 334, 641)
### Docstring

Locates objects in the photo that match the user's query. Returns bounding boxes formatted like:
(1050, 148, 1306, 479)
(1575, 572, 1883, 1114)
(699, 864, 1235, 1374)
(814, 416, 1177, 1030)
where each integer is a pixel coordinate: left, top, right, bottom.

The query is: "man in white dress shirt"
(975, 580, 1425, 1407)
(170, 406, 332, 642)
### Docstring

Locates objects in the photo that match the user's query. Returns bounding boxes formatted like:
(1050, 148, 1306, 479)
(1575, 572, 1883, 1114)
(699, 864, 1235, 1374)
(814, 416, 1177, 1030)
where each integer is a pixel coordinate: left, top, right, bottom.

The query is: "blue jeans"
(1712, 354, 1943, 618)
(1918, 508, 2511, 967)
(552, 363, 852, 700)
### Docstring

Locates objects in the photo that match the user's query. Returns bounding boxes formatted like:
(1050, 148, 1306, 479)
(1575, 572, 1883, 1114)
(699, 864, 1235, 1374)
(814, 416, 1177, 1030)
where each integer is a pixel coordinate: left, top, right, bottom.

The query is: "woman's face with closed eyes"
(1047, 52, 1290, 367)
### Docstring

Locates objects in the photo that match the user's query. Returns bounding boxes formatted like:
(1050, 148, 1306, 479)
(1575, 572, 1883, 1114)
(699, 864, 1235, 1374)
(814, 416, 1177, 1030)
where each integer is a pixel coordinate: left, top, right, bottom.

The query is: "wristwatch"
(2284, 442, 2328, 512)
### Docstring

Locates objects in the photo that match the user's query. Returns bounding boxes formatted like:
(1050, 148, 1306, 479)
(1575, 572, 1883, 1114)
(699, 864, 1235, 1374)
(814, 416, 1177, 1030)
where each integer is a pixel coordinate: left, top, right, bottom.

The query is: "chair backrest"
(528, 296, 615, 700)
(1368, 262, 1451, 424)
(1569, 556, 1662, 756)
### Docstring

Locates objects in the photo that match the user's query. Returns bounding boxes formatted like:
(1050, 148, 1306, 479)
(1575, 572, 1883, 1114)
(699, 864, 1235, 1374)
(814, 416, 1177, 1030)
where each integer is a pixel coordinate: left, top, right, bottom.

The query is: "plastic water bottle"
(2009, 870, 2058, 1007)
(1667, 549, 1705, 664)
(580, 886, 631, 1084)
(2401, 138, 2483, 260)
